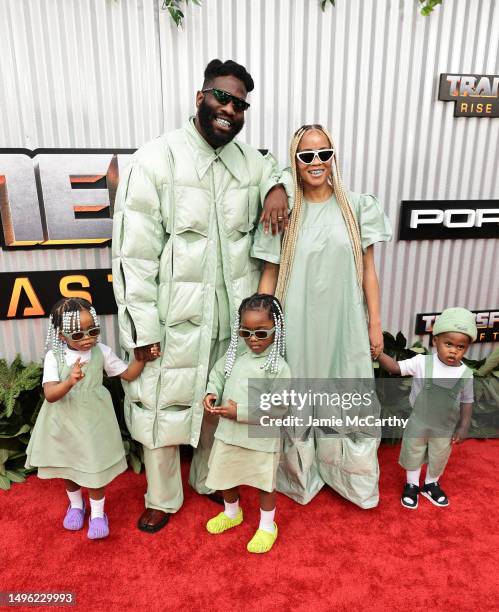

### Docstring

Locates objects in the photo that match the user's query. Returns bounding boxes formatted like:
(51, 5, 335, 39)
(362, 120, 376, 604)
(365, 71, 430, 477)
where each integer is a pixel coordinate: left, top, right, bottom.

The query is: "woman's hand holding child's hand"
(68, 358, 84, 386)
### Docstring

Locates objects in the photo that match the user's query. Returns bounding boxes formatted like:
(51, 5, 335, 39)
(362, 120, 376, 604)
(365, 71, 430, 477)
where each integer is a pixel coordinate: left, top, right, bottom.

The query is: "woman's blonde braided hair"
(275, 124, 363, 302)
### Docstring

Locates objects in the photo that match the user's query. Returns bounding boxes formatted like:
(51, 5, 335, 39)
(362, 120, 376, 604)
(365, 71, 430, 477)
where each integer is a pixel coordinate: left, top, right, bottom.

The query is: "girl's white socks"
(259, 508, 276, 533)
(90, 496, 105, 519)
(66, 488, 83, 510)
(223, 499, 240, 519)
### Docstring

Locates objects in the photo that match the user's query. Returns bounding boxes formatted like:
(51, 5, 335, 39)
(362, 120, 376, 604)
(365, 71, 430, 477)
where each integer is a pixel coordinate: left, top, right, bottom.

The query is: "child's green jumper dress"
(26, 346, 127, 488)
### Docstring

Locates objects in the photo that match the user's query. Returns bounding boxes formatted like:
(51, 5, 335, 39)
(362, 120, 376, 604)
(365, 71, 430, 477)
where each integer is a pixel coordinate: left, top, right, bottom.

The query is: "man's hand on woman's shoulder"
(261, 185, 288, 235)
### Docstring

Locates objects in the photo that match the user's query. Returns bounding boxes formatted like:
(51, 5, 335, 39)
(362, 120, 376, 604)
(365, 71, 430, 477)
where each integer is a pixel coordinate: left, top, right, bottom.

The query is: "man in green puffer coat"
(112, 59, 288, 533)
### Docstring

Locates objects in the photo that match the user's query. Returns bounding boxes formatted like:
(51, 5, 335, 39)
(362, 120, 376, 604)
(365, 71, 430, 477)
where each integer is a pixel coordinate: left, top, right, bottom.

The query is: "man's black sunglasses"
(202, 88, 250, 112)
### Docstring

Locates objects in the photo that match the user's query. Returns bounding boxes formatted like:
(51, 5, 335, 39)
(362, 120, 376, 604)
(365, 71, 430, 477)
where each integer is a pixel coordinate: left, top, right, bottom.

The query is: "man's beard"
(197, 99, 244, 148)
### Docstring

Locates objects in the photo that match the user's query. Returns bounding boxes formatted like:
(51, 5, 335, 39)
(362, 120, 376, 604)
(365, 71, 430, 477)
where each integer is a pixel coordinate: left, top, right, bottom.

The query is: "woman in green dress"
(265, 124, 392, 507)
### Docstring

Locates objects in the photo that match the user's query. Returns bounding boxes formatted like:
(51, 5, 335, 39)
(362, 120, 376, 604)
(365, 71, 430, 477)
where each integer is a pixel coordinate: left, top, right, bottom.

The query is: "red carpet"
(1, 440, 498, 611)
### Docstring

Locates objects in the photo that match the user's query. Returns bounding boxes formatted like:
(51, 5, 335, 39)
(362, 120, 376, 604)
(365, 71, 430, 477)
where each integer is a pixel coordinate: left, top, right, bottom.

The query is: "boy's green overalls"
(399, 354, 472, 477)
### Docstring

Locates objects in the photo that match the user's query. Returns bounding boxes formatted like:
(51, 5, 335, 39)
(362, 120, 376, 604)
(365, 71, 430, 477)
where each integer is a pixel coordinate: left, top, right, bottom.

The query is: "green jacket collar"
(239, 344, 274, 360)
(185, 117, 247, 183)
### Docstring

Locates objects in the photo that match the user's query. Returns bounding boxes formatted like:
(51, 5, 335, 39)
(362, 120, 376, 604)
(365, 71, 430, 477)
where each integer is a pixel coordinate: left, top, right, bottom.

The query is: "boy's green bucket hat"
(433, 307, 477, 342)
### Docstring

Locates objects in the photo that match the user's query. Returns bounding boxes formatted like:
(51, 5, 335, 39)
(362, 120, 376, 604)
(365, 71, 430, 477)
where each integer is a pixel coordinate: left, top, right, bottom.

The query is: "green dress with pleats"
(26, 346, 127, 488)
(277, 191, 392, 508)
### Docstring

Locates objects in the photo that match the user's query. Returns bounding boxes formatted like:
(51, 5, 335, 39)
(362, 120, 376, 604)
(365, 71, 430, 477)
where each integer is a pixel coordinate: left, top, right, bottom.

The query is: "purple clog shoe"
(87, 514, 109, 540)
(63, 501, 85, 531)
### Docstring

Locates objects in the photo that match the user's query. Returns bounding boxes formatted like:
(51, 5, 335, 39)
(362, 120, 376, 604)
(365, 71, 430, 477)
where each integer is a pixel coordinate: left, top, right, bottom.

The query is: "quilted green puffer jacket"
(112, 119, 284, 449)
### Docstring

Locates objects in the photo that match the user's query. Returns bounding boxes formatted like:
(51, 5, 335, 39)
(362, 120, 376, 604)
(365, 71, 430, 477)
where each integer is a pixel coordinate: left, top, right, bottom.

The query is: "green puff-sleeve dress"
(277, 191, 392, 508)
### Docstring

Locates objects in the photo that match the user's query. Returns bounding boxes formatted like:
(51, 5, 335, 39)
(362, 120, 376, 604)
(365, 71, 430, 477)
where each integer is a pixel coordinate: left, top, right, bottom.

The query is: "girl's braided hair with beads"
(45, 297, 100, 362)
(224, 293, 286, 378)
(275, 124, 363, 303)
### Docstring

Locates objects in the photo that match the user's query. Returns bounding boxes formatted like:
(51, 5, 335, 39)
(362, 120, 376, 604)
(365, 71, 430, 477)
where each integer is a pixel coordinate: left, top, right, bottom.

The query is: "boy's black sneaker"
(421, 482, 449, 507)
(401, 483, 419, 509)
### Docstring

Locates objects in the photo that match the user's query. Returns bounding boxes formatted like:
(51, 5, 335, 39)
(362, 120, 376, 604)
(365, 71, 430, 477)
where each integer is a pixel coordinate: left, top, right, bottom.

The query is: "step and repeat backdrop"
(0, 0, 497, 362)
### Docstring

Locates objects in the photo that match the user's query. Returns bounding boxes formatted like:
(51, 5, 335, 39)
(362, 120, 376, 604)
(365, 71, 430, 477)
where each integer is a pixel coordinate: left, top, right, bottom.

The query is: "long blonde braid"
(275, 124, 363, 303)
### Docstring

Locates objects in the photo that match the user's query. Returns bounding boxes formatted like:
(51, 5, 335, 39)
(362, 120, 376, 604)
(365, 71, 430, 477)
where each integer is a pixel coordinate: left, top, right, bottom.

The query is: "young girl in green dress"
(204, 294, 290, 554)
(26, 298, 149, 539)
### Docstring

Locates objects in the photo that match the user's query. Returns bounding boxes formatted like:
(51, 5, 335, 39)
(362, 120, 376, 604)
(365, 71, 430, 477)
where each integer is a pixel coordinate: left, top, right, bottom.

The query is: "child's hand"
(452, 426, 468, 444)
(149, 343, 161, 359)
(203, 393, 217, 413)
(68, 358, 85, 386)
(212, 399, 237, 420)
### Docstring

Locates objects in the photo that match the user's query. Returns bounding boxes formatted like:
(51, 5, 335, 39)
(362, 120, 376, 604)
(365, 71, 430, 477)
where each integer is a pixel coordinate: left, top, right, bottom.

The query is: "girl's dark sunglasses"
(238, 327, 275, 339)
(296, 149, 334, 164)
(202, 88, 250, 112)
(63, 326, 101, 342)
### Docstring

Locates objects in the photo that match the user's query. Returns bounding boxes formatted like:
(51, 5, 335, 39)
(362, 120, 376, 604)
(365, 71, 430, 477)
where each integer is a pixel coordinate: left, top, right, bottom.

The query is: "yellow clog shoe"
(206, 509, 243, 534)
(247, 523, 278, 553)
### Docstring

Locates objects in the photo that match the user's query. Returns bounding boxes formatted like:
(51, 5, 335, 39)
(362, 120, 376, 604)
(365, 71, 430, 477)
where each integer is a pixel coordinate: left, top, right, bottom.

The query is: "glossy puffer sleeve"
(111, 160, 166, 350)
